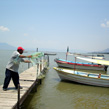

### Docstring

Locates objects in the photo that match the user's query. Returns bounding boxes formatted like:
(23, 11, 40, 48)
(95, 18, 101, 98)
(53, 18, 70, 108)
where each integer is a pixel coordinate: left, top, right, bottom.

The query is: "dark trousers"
(3, 69, 19, 89)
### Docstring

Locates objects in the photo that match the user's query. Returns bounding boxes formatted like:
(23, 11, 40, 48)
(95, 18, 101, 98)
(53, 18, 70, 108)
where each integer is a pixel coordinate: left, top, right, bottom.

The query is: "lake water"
(0, 50, 109, 109)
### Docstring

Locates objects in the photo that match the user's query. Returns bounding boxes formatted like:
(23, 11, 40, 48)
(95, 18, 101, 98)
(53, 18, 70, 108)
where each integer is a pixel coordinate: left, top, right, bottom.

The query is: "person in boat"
(3, 47, 32, 91)
(104, 65, 108, 71)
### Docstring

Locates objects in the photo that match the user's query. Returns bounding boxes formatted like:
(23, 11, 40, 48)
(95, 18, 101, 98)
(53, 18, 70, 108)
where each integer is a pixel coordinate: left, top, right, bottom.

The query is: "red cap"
(17, 47, 24, 51)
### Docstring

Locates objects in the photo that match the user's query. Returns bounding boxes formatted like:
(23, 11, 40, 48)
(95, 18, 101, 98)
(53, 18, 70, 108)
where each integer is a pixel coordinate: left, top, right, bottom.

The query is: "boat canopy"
(67, 53, 104, 59)
(77, 57, 109, 66)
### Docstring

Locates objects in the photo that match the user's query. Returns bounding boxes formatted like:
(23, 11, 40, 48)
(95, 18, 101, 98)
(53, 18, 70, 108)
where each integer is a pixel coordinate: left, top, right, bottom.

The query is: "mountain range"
(102, 48, 109, 53)
(0, 43, 16, 50)
(0, 43, 109, 53)
(92, 48, 109, 54)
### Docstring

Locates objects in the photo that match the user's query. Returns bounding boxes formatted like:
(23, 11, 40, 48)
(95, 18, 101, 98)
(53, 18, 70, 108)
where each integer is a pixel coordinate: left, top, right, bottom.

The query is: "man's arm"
(19, 55, 32, 58)
(24, 60, 31, 63)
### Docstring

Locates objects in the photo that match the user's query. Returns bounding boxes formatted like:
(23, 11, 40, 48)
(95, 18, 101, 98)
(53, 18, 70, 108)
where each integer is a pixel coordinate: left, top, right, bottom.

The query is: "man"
(3, 47, 32, 91)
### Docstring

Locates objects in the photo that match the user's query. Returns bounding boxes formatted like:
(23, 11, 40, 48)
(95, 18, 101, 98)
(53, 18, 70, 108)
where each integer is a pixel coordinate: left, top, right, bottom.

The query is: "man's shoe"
(3, 88, 7, 91)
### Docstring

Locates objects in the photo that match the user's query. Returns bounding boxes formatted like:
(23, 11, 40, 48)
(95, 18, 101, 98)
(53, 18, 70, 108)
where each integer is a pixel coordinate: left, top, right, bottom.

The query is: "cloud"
(101, 20, 109, 28)
(24, 33, 29, 36)
(107, 21, 109, 27)
(0, 26, 10, 31)
(101, 23, 106, 27)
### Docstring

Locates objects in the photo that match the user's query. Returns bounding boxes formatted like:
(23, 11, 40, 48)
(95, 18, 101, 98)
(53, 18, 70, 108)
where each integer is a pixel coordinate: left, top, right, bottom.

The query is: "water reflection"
(56, 81, 109, 109)
(56, 81, 109, 94)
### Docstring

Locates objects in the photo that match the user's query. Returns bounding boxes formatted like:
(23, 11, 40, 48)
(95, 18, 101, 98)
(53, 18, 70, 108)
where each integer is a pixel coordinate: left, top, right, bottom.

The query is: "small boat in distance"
(54, 58, 108, 71)
(53, 67, 109, 87)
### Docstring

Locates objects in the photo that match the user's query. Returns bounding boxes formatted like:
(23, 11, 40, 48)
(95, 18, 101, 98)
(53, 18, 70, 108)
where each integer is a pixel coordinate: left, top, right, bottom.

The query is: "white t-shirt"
(6, 51, 25, 72)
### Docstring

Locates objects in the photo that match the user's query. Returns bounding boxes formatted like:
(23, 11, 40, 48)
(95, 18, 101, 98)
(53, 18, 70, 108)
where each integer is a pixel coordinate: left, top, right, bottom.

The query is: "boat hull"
(54, 58, 107, 71)
(57, 63, 104, 71)
(54, 67, 109, 87)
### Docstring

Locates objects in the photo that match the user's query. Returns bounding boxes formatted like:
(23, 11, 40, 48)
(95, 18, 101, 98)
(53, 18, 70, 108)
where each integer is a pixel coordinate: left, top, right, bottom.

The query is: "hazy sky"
(0, 0, 109, 52)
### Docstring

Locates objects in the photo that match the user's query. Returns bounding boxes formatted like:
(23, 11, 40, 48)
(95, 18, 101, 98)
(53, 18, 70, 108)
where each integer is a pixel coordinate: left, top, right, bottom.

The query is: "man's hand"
(27, 55, 32, 58)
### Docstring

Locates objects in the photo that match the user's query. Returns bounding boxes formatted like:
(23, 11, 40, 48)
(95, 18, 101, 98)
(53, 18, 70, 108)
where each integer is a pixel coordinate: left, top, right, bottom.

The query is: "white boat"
(53, 67, 109, 87)
(77, 57, 109, 66)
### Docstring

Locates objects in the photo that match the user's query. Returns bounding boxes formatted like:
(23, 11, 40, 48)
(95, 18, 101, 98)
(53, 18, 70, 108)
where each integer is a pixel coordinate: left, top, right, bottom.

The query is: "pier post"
(47, 55, 49, 66)
(28, 58, 30, 68)
(17, 84, 20, 109)
(36, 48, 38, 52)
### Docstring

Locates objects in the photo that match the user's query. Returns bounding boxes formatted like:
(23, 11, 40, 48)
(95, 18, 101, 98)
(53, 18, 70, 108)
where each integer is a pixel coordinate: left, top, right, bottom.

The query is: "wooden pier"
(0, 54, 49, 109)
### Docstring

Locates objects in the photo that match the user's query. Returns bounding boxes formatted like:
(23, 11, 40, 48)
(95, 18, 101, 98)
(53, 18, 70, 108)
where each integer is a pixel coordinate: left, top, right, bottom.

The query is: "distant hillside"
(92, 48, 109, 54)
(0, 43, 16, 50)
(102, 48, 109, 52)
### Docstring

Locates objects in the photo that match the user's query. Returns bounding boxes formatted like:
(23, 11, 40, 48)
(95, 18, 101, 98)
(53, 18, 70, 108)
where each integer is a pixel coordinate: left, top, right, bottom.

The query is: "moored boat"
(54, 58, 108, 71)
(53, 67, 109, 87)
